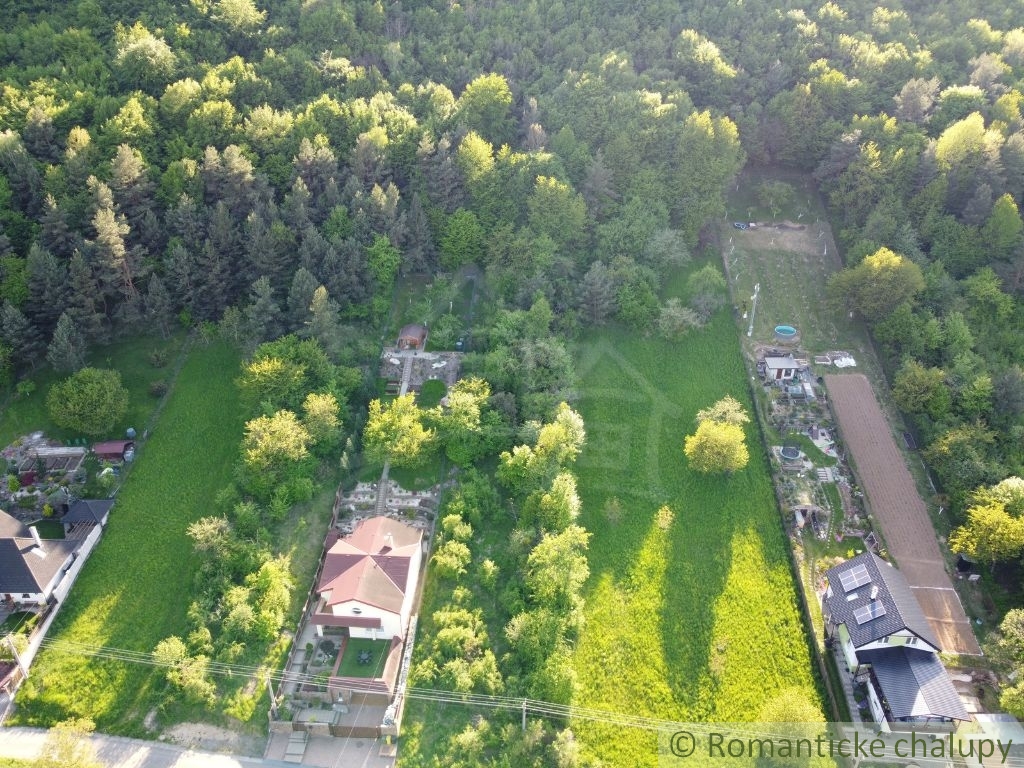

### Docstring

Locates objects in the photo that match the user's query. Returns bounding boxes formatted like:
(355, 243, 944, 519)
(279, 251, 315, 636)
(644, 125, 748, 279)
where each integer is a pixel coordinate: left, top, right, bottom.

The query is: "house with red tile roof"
(312, 516, 423, 641)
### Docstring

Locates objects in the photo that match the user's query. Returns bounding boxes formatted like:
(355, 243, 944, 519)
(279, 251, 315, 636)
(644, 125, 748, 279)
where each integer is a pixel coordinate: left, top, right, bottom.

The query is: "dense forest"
(4, 0, 1024, 760)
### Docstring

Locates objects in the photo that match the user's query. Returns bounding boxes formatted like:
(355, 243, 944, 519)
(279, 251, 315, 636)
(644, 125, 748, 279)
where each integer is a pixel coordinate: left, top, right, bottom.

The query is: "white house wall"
(398, 547, 423, 634)
(857, 631, 937, 655)
(866, 682, 891, 732)
(52, 526, 101, 604)
(333, 599, 401, 638)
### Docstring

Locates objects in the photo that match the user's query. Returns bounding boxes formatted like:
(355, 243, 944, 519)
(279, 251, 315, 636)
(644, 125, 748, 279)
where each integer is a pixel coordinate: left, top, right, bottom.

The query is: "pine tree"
(109, 144, 156, 239)
(39, 194, 81, 258)
(1, 300, 45, 371)
(166, 193, 206, 250)
(193, 239, 230, 321)
(579, 261, 616, 325)
(403, 193, 436, 274)
(24, 243, 69, 336)
(164, 242, 197, 316)
(287, 267, 319, 332)
(145, 276, 173, 338)
(304, 285, 342, 359)
(22, 105, 60, 163)
(206, 201, 243, 300)
(89, 177, 140, 309)
(47, 311, 87, 372)
(297, 225, 332, 275)
(282, 177, 312, 230)
(66, 252, 107, 343)
(243, 275, 283, 348)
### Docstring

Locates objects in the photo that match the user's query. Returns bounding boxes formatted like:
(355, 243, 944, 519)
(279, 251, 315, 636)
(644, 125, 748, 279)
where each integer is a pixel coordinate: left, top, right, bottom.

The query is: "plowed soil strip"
(824, 373, 981, 655)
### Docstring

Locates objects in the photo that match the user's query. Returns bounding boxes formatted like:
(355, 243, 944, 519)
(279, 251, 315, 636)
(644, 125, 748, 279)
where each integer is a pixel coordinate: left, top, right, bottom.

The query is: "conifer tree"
(47, 311, 87, 372)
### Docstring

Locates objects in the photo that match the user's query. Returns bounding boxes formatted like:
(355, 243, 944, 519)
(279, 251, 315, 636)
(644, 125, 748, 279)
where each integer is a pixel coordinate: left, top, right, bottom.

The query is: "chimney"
(30, 525, 43, 549)
(870, 585, 878, 601)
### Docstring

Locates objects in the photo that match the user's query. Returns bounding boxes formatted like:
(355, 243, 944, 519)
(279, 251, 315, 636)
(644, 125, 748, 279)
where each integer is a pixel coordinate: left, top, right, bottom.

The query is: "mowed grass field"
(571, 311, 823, 765)
(13, 341, 243, 734)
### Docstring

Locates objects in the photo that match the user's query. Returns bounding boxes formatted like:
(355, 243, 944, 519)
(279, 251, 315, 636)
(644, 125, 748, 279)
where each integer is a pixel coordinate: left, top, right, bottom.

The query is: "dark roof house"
(822, 552, 968, 725)
(63, 499, 114, 527)
(824, 552, 938, 651)
(0, 510, 78, 604)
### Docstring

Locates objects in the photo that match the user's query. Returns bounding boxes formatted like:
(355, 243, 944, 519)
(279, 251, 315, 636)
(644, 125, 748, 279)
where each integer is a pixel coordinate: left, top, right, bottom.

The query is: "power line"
(32, 637, 1024, 766)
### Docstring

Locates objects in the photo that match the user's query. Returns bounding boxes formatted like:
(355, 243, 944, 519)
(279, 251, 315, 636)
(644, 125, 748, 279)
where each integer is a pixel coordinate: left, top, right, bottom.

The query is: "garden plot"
(824, 373, 981, 656)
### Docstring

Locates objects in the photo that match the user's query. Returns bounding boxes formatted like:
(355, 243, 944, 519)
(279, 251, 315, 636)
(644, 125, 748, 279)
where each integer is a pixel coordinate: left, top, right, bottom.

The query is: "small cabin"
(91, 440, 135, 462)
(764, 355, 799, 381)
(396, 324, 428, 351)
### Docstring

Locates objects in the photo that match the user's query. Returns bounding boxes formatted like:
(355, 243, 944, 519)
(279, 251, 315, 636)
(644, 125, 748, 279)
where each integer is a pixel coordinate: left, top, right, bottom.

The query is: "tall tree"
(827, 247, 925, 322)
(46, 311, 87, 373)
(66, 252, 107, 343)
(1, 300, 45, 371)
(287, 267, 319, 332)
(244, 276, 284, 348)
(578, 261, 616, 326)
(24, 244, 68, 336)
(145, 276, 174, 338)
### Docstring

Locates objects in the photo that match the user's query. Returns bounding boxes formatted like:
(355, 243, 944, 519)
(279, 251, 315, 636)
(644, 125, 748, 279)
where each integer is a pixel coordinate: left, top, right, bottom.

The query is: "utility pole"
(747, 283, 760, 338)
(522, 700, 527, 731)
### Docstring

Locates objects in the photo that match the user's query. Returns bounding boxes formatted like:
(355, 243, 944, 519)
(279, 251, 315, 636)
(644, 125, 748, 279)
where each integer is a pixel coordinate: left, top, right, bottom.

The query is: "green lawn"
(0, 333, 186, 449)
(416, 379, 446, 408)
(336, 638, 391, 678)
(29, 520, 64, 539)
(12, 341, 243, 734)
(0, 611, 35, 634)
(570, 313, 824, 766)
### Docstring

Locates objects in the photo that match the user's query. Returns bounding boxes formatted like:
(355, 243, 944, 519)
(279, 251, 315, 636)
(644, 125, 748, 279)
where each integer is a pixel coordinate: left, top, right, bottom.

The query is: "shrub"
(149, 380, 168, 397)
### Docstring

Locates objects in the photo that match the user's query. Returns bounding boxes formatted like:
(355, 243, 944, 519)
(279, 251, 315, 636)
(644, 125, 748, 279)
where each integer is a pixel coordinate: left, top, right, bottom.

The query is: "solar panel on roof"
(854, 601, 888, 625)
(838, 563, 871, 592)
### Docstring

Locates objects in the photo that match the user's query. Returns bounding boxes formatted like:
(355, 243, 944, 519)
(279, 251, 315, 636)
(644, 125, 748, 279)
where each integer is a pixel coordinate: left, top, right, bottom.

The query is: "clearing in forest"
(570, 316, 822, 767)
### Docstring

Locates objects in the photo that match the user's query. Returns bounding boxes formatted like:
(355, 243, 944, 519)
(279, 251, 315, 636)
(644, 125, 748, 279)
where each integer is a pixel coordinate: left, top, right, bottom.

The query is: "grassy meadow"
(0, 333, 187, 449)
(12, 341, 244, 734)
(570, 310, 823, 765)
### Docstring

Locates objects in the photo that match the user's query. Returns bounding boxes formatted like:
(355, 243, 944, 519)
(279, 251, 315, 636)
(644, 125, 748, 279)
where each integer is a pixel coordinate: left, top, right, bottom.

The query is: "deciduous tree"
(363, 394, 435, 468)
(47, 367, 128, 436)
(684, 420, 749, 474)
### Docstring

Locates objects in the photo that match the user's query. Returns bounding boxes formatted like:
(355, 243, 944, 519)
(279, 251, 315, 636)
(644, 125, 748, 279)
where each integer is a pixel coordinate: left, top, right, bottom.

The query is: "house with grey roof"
(822, 552, 969, 728)
(0, 510, 79, 607)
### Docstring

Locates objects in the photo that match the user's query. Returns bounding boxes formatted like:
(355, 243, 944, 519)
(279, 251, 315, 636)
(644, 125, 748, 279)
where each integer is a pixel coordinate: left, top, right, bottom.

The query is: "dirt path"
(823, 373, 981, 655)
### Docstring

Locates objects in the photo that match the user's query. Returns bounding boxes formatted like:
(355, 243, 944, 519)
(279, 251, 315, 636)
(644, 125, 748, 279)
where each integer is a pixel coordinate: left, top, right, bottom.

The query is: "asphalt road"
(0, 727, 293, 768)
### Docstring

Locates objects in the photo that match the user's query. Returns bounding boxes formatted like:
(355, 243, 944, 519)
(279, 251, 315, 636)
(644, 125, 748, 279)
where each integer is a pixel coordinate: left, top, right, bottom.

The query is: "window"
(352, 607, 362, 614)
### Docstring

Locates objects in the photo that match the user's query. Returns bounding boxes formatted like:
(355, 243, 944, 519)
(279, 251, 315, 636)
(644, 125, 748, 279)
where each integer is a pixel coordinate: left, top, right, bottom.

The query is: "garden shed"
(396, 324, 428, 351)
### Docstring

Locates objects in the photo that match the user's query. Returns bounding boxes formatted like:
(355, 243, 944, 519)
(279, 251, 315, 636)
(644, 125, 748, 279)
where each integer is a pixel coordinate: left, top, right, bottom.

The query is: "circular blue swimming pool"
(775, 325, 797, 341)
